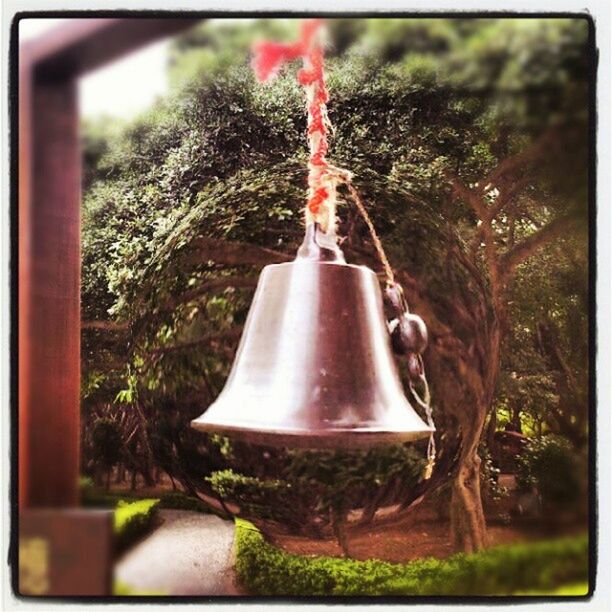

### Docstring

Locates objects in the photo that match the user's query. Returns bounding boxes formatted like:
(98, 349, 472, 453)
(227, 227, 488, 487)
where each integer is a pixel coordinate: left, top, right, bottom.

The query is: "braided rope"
(252, 19, 343, 233)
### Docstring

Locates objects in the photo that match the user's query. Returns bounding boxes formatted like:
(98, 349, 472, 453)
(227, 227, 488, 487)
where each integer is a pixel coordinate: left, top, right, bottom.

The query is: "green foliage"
(514, 581, 589, 595)
(80, 18, 590, 513)
(208, 444, 425, 530)
(207, 469, 307, 526)
(234, 519, 588, 596)
(114, 498, 160, 550)
(496, 231, 589, 442)
(516, 435, 585, 509)
(80, 480, 220, 519)
(479, 443, 507, 503)
(79, 475, 94, 490)
(158, 491, 214, 514)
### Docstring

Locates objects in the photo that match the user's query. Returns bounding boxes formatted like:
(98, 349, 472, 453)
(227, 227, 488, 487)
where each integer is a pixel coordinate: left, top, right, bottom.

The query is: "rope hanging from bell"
(253, 19, 350, 235)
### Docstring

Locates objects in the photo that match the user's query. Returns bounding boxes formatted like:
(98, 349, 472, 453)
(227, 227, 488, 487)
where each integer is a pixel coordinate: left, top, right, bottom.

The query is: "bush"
(79, 475, 94, 490)
(207, 445, 425, 534)
(114, 498, 160, 551)
(516, 435, 585, 510)
(234, 519, 589, 596)
(207, 469, 309, 528)
(158, 491, 215, 515)
(113, 580, 167, 596)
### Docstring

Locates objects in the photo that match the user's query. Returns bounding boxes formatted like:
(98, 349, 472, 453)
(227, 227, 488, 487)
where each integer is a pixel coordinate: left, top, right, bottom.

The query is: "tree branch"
(448, 176, 487, 219)
(499, 214, 579, 277)
(481, 128, 559, 191)
(150, 328, 244, 355)
(185, 237, 292, 267)
(82, 320, 128, 331)
(162, 276, 258, 312)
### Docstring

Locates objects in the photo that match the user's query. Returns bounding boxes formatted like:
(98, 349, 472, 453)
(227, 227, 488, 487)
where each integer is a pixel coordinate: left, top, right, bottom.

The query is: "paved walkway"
(114, 510, 239, 596)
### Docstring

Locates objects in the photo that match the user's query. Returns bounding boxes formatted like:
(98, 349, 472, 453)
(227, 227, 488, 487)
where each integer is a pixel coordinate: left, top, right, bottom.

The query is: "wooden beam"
(20, 18, 196, 77)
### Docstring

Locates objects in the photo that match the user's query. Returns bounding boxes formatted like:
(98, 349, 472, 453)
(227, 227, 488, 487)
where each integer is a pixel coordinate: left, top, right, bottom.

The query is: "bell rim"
(190, 418, 434, 449)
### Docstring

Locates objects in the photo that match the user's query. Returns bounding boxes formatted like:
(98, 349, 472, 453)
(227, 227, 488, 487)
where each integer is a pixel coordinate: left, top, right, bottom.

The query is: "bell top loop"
(296, 222, 346, 263)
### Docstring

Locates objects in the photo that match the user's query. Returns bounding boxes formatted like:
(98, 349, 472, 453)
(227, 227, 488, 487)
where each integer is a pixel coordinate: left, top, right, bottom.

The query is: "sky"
(20, 19, 170, 120)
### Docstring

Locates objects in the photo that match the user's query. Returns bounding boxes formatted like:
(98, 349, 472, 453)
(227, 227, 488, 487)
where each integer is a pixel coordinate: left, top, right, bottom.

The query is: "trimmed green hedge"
(114, 499, 160, 550)
(234, 519, 588, 596)
(157, 491, 229, 519)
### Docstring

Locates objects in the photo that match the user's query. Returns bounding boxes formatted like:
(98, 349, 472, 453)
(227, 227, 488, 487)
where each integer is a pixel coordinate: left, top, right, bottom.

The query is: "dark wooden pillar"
(17, 18, 199, 510)
(19, 64, 81, 508)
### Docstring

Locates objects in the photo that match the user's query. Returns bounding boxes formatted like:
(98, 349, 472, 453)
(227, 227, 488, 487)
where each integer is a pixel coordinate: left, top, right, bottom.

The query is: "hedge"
(234, 519, 589, 596)
(157, 491, 229, 520)
(114, 498, 160, 551)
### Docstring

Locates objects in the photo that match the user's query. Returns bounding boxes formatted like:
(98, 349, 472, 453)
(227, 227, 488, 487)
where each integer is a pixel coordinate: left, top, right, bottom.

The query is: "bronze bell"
(191, 224, 434, 449)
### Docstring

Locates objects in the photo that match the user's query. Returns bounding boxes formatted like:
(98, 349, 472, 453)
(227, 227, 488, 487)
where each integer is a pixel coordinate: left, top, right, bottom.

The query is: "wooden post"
(19, 62, 81, 508)
(17, 18, 198, 508)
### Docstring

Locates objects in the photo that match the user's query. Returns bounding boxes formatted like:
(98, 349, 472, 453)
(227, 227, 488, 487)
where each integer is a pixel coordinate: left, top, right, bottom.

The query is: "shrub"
(81, 486, 141, 508)
(207, 469, 311, 529)
(113, 580, 167, 596)
(79, 475, 94, 490)
(208, 445, 425, 535)
(158, 491, 217, 515)
(516, 435, 585, 510)
(114, 498, 160, 551)
(234, 519, 589, 596)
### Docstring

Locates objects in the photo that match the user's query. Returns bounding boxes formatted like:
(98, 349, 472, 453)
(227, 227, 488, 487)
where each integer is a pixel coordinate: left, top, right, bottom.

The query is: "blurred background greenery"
(79, 17, 590, 579)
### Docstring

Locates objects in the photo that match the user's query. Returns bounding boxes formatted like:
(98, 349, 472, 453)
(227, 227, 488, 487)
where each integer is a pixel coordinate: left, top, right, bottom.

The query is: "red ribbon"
(251, 19, 332, 218)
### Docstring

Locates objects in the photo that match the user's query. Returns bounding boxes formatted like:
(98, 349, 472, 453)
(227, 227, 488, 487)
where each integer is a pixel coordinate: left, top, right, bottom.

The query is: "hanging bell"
(191, 224, 434, 449)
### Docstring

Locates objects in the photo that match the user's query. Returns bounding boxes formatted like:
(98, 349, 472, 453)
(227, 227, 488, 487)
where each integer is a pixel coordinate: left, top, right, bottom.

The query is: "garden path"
(114, 509, 240, 596)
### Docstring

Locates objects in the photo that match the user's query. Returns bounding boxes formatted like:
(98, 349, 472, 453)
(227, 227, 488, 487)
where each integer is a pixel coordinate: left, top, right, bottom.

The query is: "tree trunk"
(134, 402, 156, 487)
(116, 462, 126, 483)
(450, 455, 488, 553)
(168, 471, 177, 491)
(330, 506, 351, 557)
(359, 477, 398, 525)
(450, 406, 488, 553)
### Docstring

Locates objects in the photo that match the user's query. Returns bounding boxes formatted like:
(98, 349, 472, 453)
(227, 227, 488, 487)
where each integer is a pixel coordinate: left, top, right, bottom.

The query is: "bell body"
(191, 229, 433, 448)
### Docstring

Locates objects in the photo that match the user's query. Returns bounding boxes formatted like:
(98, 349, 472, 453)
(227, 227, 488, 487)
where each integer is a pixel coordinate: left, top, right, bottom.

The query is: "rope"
(407, 358, 437, 479)
(252, 19, 345, 234)
(345, 182, 395, 287)
(347, 182, 437, 479)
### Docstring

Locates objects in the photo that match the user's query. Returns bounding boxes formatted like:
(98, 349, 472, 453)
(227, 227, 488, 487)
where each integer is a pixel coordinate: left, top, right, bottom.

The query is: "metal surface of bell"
(191, 224, 434, 448)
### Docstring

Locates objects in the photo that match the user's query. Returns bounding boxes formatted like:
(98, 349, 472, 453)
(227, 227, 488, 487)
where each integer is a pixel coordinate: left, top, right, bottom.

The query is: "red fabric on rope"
(252, 19, 342, 230)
